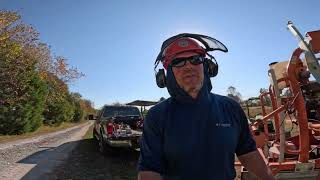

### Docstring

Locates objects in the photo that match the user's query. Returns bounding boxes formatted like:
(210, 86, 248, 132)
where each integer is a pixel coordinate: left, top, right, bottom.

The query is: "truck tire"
(130, 139, 140, 150)
(92, 129, 98, 143)
(98, 133, 112, 156)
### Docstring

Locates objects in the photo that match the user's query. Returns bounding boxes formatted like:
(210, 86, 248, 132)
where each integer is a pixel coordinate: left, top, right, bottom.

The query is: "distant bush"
(69, 93, 84, 123)
(71, 94, 95, 122)
(43, 97, 75, 126)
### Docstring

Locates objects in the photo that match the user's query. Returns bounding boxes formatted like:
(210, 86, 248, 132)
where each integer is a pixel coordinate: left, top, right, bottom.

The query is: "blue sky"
(1, 0, 319, 108)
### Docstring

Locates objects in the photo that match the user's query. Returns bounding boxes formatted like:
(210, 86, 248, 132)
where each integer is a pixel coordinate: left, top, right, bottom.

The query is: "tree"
(42, 74, 74, 125)
(0, 11, 84, 99)
(226, 86, 242, 103)
(69, 92, 84, 122)
(43, 96, 75, 126)
(0, 10, 85, 131)
(0, 39, 48, 134)
(81, 99, 96, 119)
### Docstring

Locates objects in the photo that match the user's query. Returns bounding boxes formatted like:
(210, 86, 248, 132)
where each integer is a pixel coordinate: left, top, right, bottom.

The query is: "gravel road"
(0, 121, 93, 180)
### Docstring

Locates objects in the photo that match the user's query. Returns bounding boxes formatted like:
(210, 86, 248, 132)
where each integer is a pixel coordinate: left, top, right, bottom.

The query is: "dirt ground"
(0, 121, 93, 180)
(45, 125, 242, 180)
(47, 148, 241, 179)
(0, 122, 243, 180)
(45, 125, 139, 180)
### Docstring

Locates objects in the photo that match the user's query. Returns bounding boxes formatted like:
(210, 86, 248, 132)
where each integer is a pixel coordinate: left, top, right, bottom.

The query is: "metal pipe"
(259, 92, 270, 139)
(268, 68, 286, 162)
(269, 85, 281, 141)
(287, 48, 310, 163)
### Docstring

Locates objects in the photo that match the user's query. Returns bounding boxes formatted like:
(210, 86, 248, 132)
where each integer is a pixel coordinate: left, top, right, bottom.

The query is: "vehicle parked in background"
(90, 105, 143, 155)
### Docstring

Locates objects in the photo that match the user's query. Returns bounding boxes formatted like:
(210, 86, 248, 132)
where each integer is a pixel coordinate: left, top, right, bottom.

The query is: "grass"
(82, 123, 94, 139)
(47, 124, 139, 180)
(0, 120, 87, 143)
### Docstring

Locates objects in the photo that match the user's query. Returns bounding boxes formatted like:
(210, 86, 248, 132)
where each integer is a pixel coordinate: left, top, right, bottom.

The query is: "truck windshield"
(102, 106, 140, 118)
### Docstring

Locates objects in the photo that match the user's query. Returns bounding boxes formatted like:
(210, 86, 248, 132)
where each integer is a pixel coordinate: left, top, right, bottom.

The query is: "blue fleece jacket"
(138, 66, 256, 180)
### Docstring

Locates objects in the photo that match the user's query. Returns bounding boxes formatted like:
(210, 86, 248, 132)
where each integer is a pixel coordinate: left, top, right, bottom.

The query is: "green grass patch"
(82, 123, 94, 139)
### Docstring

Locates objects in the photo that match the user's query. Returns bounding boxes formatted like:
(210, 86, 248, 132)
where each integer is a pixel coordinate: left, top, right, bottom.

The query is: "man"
(138, 34, 274, 180)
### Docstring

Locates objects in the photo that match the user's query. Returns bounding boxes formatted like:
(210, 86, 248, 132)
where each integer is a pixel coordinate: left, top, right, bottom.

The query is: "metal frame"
(237, 22, 320, 178)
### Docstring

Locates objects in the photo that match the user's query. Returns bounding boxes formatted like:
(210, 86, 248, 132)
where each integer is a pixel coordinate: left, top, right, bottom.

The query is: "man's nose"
(183, 60, 193, 69)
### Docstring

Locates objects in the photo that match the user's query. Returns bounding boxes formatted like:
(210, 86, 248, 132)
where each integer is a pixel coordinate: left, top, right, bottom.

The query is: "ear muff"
(156, 68, 166, 88)
(206, 58, 218, 77)
(205, 53, 218, 77)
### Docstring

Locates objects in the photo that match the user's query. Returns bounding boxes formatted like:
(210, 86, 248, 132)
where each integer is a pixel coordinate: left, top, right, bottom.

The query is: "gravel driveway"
(0, 121, 93, 180)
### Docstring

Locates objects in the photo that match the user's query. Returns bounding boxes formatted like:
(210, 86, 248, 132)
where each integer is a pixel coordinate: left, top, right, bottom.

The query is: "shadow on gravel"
(18, 140, 81, 180)
(26, 137, 140, 180)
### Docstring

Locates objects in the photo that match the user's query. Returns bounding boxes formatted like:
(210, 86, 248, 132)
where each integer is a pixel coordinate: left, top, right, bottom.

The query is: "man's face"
(171, 57, 204, 96)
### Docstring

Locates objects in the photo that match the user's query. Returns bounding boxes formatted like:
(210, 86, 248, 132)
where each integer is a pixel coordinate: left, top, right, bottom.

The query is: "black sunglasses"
(170, 55, 205, 67)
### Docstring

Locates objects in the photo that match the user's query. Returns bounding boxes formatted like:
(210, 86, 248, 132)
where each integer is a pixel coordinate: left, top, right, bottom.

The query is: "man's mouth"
(183, 74, 197, 80)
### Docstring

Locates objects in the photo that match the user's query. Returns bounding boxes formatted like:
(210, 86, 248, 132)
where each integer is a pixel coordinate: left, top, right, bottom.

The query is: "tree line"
(0, 11, 95, 135)
(227, 86, 272, 106)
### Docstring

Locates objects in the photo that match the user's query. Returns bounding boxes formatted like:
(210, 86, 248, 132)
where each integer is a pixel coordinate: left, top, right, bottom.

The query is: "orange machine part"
(307, 30, 320, 53)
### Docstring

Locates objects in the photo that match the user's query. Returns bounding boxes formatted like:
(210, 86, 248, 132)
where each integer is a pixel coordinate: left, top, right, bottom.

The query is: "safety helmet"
(162, 37, 206, 69)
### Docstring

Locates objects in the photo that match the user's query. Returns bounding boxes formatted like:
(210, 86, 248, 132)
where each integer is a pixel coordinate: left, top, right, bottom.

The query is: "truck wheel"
(98, 134, 112, 156)
(130, 140, 140, 150)
(98, 134, 106, 154)
(92, 129, 98, 143)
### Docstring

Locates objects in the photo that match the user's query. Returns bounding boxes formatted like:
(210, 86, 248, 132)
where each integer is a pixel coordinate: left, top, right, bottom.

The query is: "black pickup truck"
(90, 105, 143, 155)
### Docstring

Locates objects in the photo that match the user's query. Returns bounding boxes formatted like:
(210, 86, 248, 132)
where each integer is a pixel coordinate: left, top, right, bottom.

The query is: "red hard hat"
(162, 37, 206, 69)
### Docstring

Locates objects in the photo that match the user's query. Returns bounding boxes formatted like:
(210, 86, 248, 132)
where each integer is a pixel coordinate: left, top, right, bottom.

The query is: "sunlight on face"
(172, 61, 204, 97)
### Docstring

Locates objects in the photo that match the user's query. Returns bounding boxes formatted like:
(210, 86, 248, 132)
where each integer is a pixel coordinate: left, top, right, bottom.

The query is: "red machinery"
(239, 22, 320, 179)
